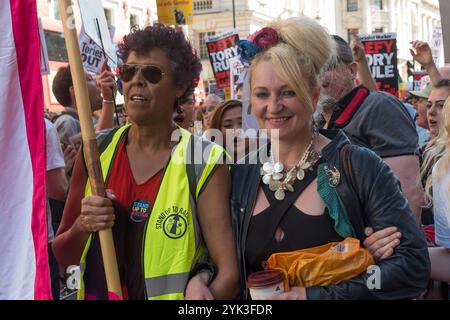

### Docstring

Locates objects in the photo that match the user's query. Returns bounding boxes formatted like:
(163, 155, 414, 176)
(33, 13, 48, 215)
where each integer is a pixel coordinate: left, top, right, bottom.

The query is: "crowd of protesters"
(43, 17, 450, 300)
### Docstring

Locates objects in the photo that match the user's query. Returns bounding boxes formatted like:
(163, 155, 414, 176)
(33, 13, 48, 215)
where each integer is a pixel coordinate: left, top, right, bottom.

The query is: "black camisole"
(245, 163, 344, 274)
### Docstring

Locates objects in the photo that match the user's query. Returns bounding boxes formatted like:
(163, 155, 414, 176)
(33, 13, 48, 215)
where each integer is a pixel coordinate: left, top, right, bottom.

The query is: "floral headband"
(237, 27, 281, 65)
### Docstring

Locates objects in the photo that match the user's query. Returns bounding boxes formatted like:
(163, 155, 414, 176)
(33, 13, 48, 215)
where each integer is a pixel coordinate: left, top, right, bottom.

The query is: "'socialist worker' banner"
(156, 0, 193, 26)
(359, 33, 399, 96)
(205, 30, 240, 89)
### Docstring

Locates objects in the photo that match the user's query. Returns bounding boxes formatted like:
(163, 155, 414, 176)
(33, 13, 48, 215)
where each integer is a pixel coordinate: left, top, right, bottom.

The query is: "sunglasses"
(201, 105, 216, 114)
(118, 64, 165, 84)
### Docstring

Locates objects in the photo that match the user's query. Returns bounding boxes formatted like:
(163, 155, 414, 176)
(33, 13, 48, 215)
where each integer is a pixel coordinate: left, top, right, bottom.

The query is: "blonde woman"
(231, 17, 429, 300)
(424, 96, 450, 283)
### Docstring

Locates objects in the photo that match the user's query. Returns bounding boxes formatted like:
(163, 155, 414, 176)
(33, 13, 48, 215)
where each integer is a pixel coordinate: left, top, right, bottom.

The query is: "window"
(51, 0, 61, 20)
(347, 28, 359, 43)
(130, 14, 139, 28)
(347, 0, 358, 12)
(199, 31, 215, 60)
(44, 30, 68, 62)
(104, 8, 113, 26)
(372, 0, 383, 10)
(194, 0, 213, 11)
(373, 27, 384, 33)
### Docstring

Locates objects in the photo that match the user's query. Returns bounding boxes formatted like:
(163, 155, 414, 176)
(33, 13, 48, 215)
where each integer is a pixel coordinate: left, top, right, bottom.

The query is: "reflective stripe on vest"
(145, 272, 190, 298)
(78, 125, 224, 300)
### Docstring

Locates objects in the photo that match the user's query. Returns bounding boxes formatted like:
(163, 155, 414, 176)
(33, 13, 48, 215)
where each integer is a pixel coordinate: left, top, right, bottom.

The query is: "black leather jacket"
(230, 131, 430, 300)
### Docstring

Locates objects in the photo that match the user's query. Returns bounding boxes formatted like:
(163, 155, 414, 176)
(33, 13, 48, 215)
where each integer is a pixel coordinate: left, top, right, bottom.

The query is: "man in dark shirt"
(319, 35, 423, 224)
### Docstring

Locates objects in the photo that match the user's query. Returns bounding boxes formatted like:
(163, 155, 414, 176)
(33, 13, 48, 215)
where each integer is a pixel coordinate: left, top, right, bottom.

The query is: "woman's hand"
(410, 41, 434, 68)
(363, 227, 402, 261)
(185, 272, 214, 300)
(350, 34, 367, 63)
(269, 286, 306, 300)
(97, 60, 117, 101)
(62, 143, 77, 177)
(79, 189, 117, 233)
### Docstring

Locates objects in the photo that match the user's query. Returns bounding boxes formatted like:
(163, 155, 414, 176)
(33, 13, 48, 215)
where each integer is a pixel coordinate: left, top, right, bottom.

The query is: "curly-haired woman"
(53, 24, 239, 300)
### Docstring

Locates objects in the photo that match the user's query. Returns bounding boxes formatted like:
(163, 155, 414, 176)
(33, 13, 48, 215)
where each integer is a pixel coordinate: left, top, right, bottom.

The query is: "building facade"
(37, 0, 157, 39)
(189, 0, 305, 89)
(337, 0, 442, 77)
(37, 0, 443, 97)
(190, 0, 442, 86)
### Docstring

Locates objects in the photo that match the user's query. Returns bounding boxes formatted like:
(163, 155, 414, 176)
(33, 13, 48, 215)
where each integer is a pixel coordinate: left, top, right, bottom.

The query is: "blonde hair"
(423, 95, 450, 204)
(249, 16, 335, 113)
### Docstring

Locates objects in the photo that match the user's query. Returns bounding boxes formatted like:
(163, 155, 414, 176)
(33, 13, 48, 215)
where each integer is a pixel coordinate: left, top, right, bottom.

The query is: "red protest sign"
(360, 33, 399, 97)
(205, 30, 240, 89)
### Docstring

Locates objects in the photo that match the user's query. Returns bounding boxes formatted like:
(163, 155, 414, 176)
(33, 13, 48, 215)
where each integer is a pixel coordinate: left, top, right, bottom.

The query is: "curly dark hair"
(117, 24, 202, 97)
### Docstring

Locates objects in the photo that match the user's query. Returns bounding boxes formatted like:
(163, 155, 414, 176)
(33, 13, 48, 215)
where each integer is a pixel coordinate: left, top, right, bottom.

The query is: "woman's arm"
(351, 35, 378, 92)
(410, 41, 442, 86)
(52, 149, 116, 267)
(52, 150, 91, 267)
(429, 247, 450, 282)
(306, 150, 430, 300)
(196, 164, 240, 300)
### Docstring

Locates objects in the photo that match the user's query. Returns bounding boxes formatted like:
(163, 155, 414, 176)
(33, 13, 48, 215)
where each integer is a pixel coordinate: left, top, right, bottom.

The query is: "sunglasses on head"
(118, 64, 165, 84)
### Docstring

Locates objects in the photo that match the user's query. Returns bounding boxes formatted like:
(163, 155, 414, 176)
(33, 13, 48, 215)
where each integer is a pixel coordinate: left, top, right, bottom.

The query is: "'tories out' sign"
(205, 30, 240, 89)
(359, 33, 399, 96)
(156, 0, 193, 26)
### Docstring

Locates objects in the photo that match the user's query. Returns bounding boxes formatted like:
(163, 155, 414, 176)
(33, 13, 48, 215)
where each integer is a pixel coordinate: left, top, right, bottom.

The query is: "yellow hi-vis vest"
(77, 125, 225, 300)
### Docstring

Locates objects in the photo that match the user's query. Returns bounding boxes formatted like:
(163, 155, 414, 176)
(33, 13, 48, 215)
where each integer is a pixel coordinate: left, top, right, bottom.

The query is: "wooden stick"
(58, 0, 122, 299)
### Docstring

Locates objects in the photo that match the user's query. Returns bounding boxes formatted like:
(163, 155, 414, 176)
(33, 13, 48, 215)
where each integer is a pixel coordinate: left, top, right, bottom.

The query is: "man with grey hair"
(320, 35, 423, 225)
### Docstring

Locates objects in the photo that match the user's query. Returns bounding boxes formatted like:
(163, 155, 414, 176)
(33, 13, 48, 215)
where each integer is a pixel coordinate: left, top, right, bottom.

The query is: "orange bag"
(267, 237, 374, 289)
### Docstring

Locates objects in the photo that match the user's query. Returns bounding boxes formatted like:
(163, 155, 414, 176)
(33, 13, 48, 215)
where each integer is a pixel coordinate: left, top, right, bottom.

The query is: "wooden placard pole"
(58, 0, 122, 299)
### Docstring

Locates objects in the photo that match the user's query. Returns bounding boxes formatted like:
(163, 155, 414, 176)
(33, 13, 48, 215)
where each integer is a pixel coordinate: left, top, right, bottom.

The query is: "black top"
(246, 206, 344, 274)
(245, 160, 343, 274)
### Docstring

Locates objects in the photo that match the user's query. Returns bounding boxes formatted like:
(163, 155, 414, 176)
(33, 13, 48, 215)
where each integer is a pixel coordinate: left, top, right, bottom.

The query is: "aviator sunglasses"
(118, 64, 165, 84)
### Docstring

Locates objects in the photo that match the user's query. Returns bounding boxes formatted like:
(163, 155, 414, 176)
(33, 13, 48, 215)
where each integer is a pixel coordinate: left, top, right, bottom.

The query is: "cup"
(247, 269, 285, 300)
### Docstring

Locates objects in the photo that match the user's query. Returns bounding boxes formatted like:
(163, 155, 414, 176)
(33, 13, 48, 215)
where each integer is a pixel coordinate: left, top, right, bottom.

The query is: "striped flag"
(0, 0, 51, 299)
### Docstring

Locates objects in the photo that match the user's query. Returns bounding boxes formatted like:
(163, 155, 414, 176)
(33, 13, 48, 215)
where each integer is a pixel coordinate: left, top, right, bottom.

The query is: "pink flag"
(0, 0, 51, 299)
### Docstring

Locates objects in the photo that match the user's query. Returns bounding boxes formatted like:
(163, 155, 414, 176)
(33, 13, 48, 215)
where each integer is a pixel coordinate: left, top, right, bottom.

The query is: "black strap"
(186, 136, 197, 200)
(259, 158, 324, 254)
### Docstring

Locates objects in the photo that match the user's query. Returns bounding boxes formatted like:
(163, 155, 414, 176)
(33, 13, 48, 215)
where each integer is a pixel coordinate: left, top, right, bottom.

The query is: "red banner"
(205, 30, 239, 89)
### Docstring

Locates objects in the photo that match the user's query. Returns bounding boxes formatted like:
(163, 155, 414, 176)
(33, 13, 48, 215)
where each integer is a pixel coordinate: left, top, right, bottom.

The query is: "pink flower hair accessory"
(248, 27, 280, 50)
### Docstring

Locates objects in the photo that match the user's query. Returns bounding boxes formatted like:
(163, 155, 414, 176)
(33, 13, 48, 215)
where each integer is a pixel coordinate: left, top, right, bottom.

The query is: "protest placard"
(38, 18, 50, 75)
(431, 26, 443, 67)
(359, 33, 399, 96)
(78, 26, 115, 74)
(78, 0, 117, 65)
(439, 0, 450, 63)
(205, 30, 240, 89)
(229, 56, 245, 99)
(156, 0, 193, 26)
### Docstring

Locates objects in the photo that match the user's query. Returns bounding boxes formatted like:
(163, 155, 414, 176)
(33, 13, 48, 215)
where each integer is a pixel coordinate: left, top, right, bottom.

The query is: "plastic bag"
(267, 237, 374, 288)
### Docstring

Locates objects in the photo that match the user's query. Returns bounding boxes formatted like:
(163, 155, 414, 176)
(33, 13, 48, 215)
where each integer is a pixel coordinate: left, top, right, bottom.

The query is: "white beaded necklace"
(261, 140, 321, 200)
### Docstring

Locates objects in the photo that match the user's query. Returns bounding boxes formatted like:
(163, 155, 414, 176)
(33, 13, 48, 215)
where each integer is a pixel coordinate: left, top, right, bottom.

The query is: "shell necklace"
(262, 140, 321, 200)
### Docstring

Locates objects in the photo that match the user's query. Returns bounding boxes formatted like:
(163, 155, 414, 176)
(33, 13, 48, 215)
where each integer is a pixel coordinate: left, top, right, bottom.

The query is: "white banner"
(78, 25, 115, 74)
(431, 26, 443, 67)
(78, 0, 117, 65)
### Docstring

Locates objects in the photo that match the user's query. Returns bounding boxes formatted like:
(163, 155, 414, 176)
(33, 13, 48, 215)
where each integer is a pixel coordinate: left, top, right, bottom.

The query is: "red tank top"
(106, 137, 163, 299)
